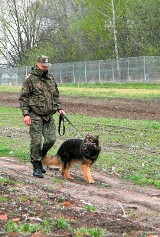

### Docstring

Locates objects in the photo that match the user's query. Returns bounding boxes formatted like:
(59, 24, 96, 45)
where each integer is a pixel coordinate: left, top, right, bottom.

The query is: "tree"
(22, 0, 81, 64)
(71, 0, 128, 60)
(0, 0, 44, 65)
(125, 0, 160, 56)
(0, 0, 159, 65)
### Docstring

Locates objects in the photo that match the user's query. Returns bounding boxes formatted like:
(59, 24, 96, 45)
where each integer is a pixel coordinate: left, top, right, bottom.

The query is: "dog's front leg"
(62, 163, 74, 180)
(81, 163, 94, 184)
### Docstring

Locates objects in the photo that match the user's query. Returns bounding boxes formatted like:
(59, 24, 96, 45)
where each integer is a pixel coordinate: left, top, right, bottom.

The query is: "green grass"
(72, 227, 106, 237)
(59, 87, 160, 99)
(60, 82, 160, 89)
(59, 82, 160, 99)
(0, 176, 19, 185)
(0, 105, 159, 188)
(0, 85, 21, 93)
(82, 204, 97, 211)
(0, 83, 159, 188)
(0, 196, 8, 202)
(52, 178, 62, 183)
(4, 217, 69, 234)
(0, 83, 160, 99)
(4, 220, 41, 234)
(4, 218, 105, 236)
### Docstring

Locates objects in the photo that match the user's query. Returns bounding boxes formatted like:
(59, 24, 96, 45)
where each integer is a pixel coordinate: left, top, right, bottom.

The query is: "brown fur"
(42, 155, 61, 167)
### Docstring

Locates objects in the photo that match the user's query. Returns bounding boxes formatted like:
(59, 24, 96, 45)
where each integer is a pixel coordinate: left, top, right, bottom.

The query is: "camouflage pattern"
(37, 56, 51, 66)
(19, 65, 61, 162)
(19, 65, 61, 117)
(29, 111, 56, 162)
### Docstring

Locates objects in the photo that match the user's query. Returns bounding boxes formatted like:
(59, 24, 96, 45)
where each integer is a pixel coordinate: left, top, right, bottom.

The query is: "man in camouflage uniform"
(19, 56, 65, 178)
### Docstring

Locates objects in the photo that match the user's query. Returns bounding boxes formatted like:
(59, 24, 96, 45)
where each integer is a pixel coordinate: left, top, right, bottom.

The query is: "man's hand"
(24, 115, 31, 126)
(59, 109, 66, 117)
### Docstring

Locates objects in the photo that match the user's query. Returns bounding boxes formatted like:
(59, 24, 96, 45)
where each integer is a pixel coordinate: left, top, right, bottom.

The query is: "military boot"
(39, 160, 46, 173)
(32, 160, 44, 178)
(41, 149, 48, 174)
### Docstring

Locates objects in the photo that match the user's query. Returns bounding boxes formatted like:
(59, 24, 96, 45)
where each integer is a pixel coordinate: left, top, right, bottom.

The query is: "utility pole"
(111, 0, 120, 79)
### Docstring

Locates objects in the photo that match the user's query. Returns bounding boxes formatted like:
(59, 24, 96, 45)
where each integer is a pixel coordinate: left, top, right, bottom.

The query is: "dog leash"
(58, 113, 83, 136)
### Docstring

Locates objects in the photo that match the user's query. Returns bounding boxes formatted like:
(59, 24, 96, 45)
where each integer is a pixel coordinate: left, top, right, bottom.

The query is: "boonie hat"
(37, 55, 51, 66)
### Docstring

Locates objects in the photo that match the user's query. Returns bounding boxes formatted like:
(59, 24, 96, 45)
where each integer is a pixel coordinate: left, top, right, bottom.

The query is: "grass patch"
(82, 204, 97, 211)
(52, 178, 62, 183)
(0, 196, 8, 202)
(4, 220, 41, 234)
(0, 106, 159, 189)
(71, 227, 106, 237)
(0, 176, 19, 185)
(0, 83, 160, 99)
(0, 85, 22, 93)
(59, 87, 160, 99)
(4, 217, 70, 235)
(124, 173, 160, 188)
(4, 218, 105, 236)
(59, 82, 160, 90)
(58, 82, 160, 99)
(0, 83, 159, 188)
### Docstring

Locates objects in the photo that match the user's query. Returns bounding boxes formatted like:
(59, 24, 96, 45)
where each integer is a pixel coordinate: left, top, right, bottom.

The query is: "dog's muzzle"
(82, 142, 96, 155)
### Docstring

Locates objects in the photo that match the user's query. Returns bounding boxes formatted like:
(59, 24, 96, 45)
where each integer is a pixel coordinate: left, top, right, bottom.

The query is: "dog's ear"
(85, 134, 91, 139)
(85, 134, 99, 140)
(95, 135, 99, 140)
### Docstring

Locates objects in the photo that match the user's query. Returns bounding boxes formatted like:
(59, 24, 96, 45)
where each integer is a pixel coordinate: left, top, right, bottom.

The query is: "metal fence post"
(73, 62, 75, 83)
(26, 66, 28, 77)
(60, 64, 62, 84)
(98, 60, 101, 82)
(85, 61, 87, 82)
(144, 56, 146, 81)
(112, 60, 115, 82)
(15, 68, 17, 85)
(127, 58, 130, 81)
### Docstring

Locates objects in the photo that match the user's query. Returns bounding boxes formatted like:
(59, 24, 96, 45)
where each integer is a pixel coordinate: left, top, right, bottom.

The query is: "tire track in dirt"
(1, 156, 160, 233)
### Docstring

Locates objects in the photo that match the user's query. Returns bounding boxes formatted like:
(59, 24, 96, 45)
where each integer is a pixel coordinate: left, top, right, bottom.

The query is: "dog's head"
(82, 134, 101, 159)
(84, 134, 100, 148)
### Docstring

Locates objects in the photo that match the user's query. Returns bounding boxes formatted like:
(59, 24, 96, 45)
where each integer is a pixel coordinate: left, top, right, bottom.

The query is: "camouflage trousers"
(29, 112, 56, 162)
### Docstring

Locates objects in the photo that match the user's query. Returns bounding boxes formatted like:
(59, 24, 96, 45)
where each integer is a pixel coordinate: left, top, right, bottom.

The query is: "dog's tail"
(42, 155, 62, 167)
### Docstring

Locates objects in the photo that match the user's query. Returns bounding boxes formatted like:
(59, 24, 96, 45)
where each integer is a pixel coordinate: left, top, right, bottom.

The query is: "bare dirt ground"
(0, 92, 160, 120)
(0, 92, 160, 236)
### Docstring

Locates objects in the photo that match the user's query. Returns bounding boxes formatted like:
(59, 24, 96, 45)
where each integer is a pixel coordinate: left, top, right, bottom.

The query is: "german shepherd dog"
(42, 134, 101, 183)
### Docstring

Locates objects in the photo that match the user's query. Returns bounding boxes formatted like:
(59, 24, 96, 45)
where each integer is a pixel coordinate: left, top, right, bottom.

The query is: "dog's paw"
(88, 179, 94, 184)
(64, 173, 74, 180)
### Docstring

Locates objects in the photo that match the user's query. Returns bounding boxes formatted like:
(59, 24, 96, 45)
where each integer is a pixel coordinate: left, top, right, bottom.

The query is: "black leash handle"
(58, 113, 83, 136)
(58, 113, 65, 136)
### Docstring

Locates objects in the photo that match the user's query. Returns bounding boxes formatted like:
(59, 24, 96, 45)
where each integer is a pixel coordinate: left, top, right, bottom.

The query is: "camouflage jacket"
(19, 66, 62, 117)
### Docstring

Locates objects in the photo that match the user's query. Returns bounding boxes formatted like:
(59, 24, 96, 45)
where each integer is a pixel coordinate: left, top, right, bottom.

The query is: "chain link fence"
(0, 56, 159, 85)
